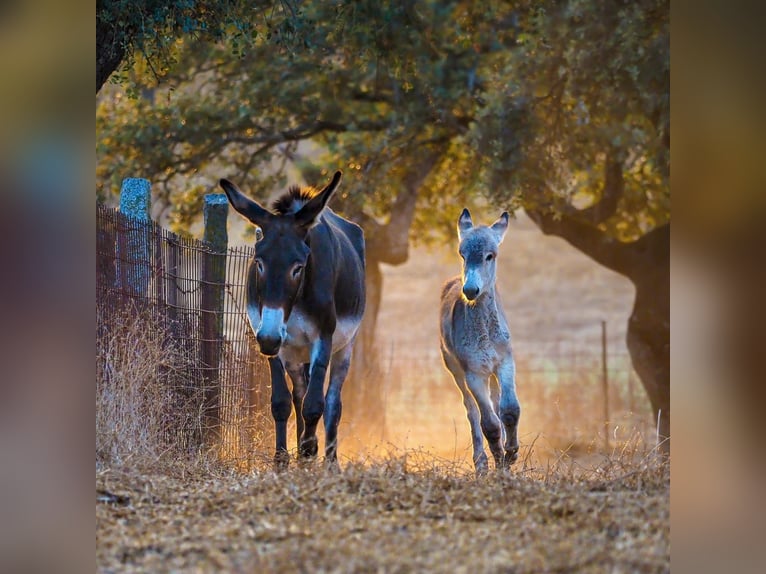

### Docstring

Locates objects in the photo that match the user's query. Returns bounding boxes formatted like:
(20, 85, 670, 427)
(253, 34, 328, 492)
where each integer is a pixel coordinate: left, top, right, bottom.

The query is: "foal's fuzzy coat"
(440, 209, 520, 472)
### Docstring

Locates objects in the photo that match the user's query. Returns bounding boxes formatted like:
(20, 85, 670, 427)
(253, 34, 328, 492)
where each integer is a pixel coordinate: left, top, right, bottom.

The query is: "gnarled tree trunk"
(525, 156, 670, 454)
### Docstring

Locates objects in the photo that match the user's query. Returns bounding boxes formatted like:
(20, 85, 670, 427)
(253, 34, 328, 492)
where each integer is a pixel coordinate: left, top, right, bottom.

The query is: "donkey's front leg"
(285, 362, 309, 452)
(268, 357, 292, 468)
(300, 334, 332, 459)
(497, 358, 521, 468)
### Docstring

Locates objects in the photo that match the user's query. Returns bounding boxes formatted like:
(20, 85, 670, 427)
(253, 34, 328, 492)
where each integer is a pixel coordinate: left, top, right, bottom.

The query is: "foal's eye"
(291, 264, 304, 280)
(485, 253, 495, 262)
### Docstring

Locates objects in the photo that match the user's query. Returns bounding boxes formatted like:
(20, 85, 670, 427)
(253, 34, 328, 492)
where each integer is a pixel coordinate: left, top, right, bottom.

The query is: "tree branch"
(568, 149, 624, 225)
(524, 207, 632, 276)
(363, 148, 442, 265)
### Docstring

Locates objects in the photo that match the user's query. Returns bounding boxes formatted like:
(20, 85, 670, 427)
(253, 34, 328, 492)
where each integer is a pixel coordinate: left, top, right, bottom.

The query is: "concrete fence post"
(201, 193, 229, 436)
(118, 178, 152, 297)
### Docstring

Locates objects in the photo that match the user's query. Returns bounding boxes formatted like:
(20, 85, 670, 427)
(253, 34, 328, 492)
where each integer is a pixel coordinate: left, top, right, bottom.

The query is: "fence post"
(201, 193, 229, 437)
(601, 320, 609, 451)
(118, 178, 152, 298)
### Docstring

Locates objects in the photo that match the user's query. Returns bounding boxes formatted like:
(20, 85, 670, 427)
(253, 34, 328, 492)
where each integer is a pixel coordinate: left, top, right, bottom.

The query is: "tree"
(96, 0, 274, 93)
(97, 0, 670, 449)
(469, 0, 670, 450)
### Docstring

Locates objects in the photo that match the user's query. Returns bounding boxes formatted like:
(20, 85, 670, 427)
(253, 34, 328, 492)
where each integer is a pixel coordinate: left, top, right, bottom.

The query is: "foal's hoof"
(474, 452, 489, 476)
(503, 446, 519, 468)
(299, 436, 318, 459)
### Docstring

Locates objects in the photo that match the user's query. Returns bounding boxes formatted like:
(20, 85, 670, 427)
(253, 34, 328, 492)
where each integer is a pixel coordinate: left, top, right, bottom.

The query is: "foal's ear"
(457, 208, 473, 241)
(294, 170, 343, 229)
(219, 179, 271, 227)
(491, 212, 510, 244)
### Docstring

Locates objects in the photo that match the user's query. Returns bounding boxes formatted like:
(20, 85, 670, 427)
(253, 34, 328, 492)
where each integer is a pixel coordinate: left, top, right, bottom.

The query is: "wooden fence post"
(118, 178, 152, 298)
(201, 193, 229, 437)
(602, 320, 610, 452)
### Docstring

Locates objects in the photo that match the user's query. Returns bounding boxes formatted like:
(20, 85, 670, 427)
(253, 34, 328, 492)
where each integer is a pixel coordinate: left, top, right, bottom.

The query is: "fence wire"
(96, 204, 269, 463)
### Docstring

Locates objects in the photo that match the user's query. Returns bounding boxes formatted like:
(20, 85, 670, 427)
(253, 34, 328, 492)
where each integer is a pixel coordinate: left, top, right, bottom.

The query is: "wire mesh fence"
(96, 204, 270, 465)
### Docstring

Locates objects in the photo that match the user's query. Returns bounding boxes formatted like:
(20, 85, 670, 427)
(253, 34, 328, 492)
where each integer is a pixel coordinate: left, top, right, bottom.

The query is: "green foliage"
(97, 0, 669, 241)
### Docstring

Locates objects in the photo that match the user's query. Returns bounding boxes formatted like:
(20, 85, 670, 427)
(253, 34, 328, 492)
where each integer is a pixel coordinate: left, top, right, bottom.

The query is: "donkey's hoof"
(324, 456, 341, 473)
(299, 436, 318, 459)
(273, 450, 290, 471)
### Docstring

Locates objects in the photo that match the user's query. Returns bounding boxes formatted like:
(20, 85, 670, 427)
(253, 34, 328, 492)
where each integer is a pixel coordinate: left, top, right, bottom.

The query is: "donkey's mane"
(271, 185, 319, 215)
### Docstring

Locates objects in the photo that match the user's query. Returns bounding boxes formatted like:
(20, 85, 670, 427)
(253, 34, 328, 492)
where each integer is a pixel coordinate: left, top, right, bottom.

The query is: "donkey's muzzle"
(256, 333, 282, 357)
(462, 285, 480, 301)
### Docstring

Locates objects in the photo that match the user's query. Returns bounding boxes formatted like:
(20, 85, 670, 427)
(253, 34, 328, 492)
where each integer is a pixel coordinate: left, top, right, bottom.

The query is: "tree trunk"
(96, 5, 126, 93)
(344, 149, 442, 431)
(526, 205, 670, 454)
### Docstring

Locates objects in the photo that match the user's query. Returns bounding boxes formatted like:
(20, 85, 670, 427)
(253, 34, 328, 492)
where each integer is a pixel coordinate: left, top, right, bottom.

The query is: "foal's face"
(456, 209, 509, 302)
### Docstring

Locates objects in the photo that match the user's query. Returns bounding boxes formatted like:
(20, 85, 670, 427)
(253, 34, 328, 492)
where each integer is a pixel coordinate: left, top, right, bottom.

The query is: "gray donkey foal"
(440, 209, 521, 473)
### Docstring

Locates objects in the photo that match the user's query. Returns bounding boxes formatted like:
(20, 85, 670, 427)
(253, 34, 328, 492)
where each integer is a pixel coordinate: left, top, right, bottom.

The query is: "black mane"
(271, 185, 319, 215)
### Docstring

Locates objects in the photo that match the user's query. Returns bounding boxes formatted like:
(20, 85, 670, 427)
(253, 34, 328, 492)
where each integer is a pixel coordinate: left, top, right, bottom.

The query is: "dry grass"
(96, 310, 206, 469)
(96, 452, 669, 573)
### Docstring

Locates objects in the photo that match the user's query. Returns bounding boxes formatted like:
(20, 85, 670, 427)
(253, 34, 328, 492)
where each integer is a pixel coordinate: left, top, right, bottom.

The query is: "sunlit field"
(96, 212, 667, 572)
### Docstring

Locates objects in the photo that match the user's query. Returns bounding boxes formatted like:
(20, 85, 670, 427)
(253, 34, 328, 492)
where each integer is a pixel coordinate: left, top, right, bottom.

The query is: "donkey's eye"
(255, 259, 265, 274)
(291, 264, 304, 280)
(485, 253, 495, 262)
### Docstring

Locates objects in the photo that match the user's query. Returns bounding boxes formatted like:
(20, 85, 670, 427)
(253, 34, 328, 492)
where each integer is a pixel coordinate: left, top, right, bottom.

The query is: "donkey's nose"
(256, 333, 282, 357)
(462, 285, 479, 301)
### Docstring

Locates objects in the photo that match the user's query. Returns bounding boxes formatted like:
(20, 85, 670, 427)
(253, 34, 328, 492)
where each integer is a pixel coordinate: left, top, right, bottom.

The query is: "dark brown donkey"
(220, 171, 365, 466)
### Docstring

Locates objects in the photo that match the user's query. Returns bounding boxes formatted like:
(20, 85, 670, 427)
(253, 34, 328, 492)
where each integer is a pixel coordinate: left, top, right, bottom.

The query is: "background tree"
(97, 0, 273, 93)
(469, 0, 670, 449)
(97, 0, 670, 448)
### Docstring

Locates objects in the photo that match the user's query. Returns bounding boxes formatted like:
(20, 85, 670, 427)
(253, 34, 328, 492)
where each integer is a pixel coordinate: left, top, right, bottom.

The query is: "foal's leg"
(489, 375, 506, 446)
(465, 371, 505, 469)
(443, 351, 487, 473)
(496, 356, 521, 467)
(268, 357, 292, 468)
(285, 362, 309, 452)
(324, 343, 354, 466)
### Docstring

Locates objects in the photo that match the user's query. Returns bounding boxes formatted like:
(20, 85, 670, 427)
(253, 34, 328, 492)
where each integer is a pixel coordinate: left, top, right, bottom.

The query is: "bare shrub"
(96, 309, 204, 469)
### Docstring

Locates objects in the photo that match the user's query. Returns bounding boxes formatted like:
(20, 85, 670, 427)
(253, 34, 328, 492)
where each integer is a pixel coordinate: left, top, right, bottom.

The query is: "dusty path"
(97, 457, 669, 573)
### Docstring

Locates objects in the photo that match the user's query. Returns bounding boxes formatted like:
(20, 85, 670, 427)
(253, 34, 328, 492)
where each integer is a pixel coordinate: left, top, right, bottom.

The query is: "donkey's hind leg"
(323, 342, 354, 466)
(442, 351, 488, 474)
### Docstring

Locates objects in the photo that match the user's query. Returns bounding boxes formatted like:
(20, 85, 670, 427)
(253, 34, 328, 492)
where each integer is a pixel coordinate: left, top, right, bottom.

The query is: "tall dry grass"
(96, 310, 205, 469)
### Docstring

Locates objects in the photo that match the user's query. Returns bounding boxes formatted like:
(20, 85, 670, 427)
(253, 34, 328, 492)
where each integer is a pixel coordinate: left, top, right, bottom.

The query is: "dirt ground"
(97, 455, 669, 573)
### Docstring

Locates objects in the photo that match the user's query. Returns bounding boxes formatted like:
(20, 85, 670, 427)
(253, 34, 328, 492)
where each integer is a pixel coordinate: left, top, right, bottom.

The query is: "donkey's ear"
(457, 208, 473, 241)
(219, 179, 271, 227)
(294, 170, 342, 229)
(491, 212, 510, 244)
